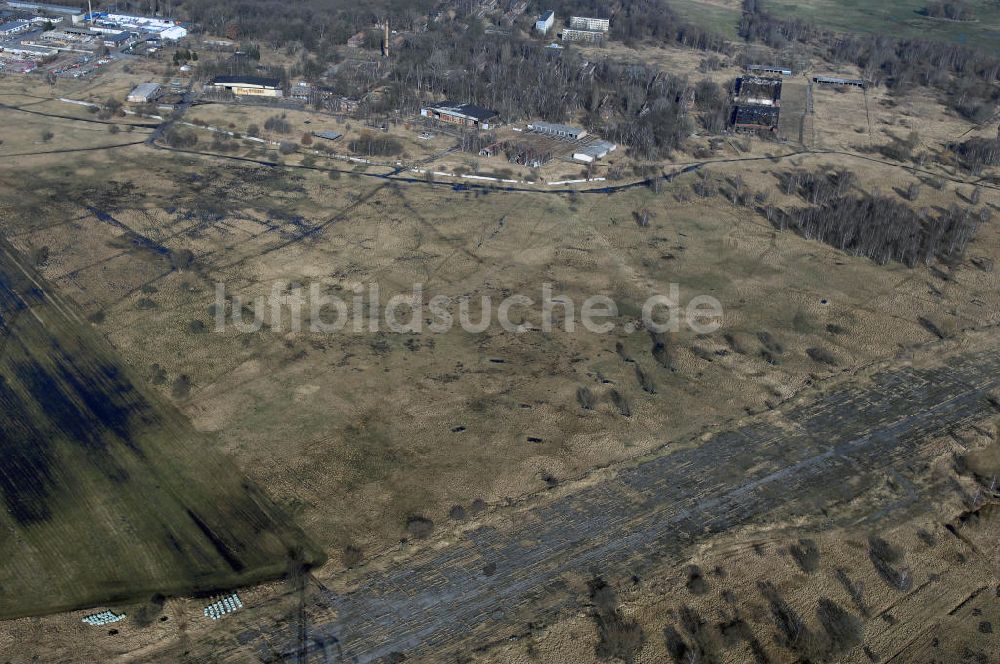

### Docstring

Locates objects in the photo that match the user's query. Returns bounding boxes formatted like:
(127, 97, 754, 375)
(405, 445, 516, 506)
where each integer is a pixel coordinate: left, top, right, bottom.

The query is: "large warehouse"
(208, 76, 283, 97)
(420, 102, 499, 130)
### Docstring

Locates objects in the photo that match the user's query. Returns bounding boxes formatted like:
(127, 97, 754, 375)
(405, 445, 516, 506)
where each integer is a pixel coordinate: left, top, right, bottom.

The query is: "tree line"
(763, 168, 985, 267)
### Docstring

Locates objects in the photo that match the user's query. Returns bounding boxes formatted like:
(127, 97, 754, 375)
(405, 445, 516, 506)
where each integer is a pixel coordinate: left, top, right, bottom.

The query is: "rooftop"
(424, 101, 498, 122)
(130, 82, 160, 96)
(210, 75, 281, 88)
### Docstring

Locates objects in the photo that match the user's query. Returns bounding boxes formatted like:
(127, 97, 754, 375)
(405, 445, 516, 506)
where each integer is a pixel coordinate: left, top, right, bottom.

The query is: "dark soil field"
(0, 239, 322, 619)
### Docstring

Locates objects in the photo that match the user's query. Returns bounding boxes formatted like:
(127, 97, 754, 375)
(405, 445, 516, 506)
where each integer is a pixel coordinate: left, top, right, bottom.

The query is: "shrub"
(685, 565, 708, 595)
(349, 131, 403, 157)
(635, 365, 656, 394)
(342, 544, 363, 567)
(405, 515, 434, 539)
(869, 535, 912, 590)
(589, 578, 645, 664)
(171, 375, 192, 399)
(610, 389, 631, 417)
(790, 538, 821, 573)
(264, 115, 291, 134)
(816, 597, 864, 658)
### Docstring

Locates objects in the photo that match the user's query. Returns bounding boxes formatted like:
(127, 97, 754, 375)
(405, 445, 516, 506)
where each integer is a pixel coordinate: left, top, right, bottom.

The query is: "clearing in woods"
(0, 238, 322, 619)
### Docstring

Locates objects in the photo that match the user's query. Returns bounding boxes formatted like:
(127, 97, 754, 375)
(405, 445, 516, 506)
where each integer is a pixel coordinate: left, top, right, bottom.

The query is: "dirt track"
(207, 342, 1000, 663)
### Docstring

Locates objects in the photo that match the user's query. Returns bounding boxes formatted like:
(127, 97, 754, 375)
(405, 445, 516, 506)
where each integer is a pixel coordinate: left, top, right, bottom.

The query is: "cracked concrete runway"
(248, 346, 1000, 663)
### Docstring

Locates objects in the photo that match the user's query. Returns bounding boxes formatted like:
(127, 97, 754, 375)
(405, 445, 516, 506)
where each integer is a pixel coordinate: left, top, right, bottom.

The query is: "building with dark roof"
(0, 19, 30, 36)
(813, 75, 866, 88)
(732, 105, 780, 131)
(208, 75, 283, 97)
(527, 121, 587, 140)
(420, 101, 499, 130)
(735, 76, 782, 107)
(746, 64, 792, 76)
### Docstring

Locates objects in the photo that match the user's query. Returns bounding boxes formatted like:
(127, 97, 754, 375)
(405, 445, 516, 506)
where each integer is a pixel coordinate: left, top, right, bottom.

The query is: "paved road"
(233, 347, 1000, 663)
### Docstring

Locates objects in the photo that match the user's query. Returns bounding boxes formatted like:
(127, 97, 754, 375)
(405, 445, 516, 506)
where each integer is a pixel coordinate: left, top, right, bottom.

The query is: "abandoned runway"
(233, 345, 1000, 663)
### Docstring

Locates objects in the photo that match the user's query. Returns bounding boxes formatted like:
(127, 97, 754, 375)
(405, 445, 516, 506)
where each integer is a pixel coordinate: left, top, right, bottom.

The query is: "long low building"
(561, 28, 604, 43)
(813, 75, 866, 88)
(527, 121, 587, 140)
(420, 101, 499, 130)
(0, 20, 31, 36)
(747, 64, 792, 76)
(569, 16, 609, 31)
(573, 139, 616, 163)
(208, 75, 283, 97)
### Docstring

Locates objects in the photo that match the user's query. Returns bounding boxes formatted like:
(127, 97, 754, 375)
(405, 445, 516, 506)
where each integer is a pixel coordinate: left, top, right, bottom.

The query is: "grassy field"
(671, 0, 1000, 47)
(0, 57, 996, 659)
(0, 236, 322, 619)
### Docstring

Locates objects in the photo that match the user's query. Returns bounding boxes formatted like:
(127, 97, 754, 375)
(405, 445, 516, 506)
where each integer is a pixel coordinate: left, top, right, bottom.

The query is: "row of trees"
(765, 169, 984, 267)
(950, 137, 1000, 175)
(921, 1, 977, 21)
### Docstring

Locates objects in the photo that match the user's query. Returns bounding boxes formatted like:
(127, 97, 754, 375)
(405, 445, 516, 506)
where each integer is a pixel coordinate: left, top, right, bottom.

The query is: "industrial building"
(746, 64, 792, 76)
(208, 75, 283, 97)
(83, 12, 187, 40)
(732, 105, 780, 132)
(560, 28, 604, 43)
(734, 76, 782, 107)
(813, 75, 866, 88)
(127, 82, 160, 103)
(0, 42, 55, 57)
(573, 140, 616, 163)
(569, 16, 609, 31)
(0, 19, 30, 36)
(527, 121, 587, 140)
(420, 101, 499, 130)
(535, 10, 554, 34)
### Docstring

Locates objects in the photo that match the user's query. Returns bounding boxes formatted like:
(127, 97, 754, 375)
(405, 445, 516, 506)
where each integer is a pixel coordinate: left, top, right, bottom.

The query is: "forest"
(763, 169, 986, 267)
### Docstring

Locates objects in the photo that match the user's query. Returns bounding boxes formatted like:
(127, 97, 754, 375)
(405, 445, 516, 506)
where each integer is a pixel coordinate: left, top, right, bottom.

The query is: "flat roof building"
(535, 10, 554, 34)
(735, 76, 782, 107)
(527, 121, 587, 140)
(127, 82, 160, 103)
(561, 28, 604, 43)
(569, 16, 609, 31)
(420, 101, 499, 130)
(573, 140, 616, 163)
(747, 64, 792, 76)
(0, 19, 30, 35)
(732, 104, 780, 131)
(101, 30, 131, 46)
(208, 75, 283, 97)
(813, 75, 866, 88)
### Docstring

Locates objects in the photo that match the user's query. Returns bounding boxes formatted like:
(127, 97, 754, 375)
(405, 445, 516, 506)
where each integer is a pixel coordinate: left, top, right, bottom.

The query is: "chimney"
(382, 20, 390, 58)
